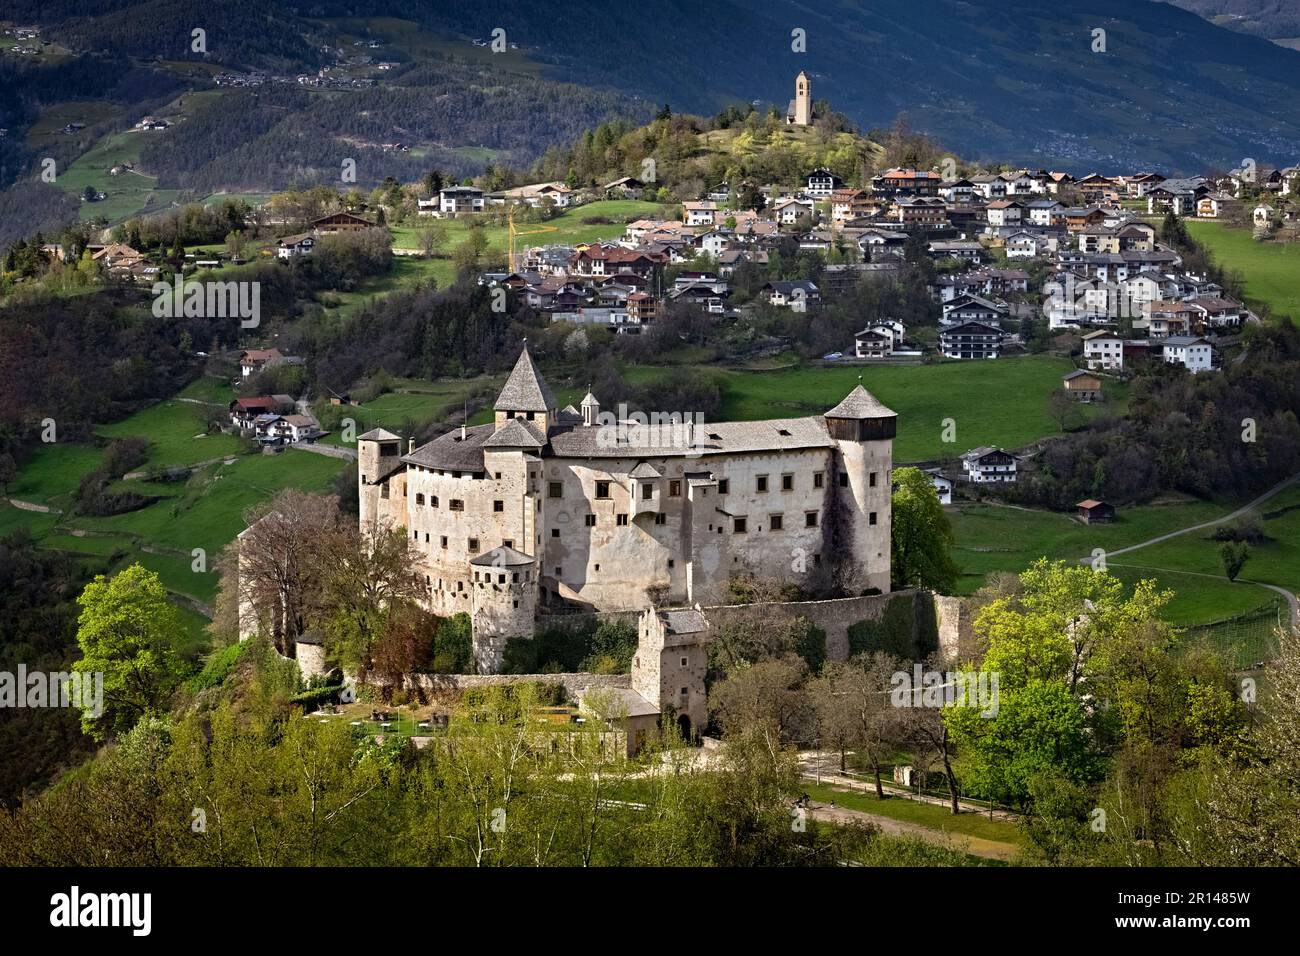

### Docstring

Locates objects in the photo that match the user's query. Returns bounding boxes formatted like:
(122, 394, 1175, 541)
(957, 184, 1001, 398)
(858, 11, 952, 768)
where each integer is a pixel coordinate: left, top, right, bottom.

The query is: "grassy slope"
(1185, 221, 1300, 321)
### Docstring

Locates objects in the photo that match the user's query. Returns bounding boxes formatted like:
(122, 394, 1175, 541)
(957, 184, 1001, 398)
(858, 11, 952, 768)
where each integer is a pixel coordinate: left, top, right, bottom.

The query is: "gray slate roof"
(495, 344, 557, 412)
(824, 385, 897, 420)
(482, 418, 546, 448)
(470, 545, 536, 568)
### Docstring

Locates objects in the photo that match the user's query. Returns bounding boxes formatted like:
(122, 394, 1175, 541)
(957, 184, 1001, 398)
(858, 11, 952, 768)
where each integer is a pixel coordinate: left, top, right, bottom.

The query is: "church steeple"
(493, 341, 558, 432)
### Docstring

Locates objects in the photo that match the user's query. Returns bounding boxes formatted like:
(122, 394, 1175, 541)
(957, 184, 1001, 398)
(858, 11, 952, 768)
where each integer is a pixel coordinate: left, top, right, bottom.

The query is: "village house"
(276, 234, 315, 258)
(924, 468, 954, 505)
(942, 294, 1009, 327)
(1162, 335, 1214, 373)
(805, 168, 844, 198)
(939, 321, 1006, 360)
(961, 447, 1018, 483)
(872, 168, 942, 197)
(439, 186, 485, 216)
(762, 280, 821, 312)
(1082, 330, 1124, 371)
(311, 211, 376, 233)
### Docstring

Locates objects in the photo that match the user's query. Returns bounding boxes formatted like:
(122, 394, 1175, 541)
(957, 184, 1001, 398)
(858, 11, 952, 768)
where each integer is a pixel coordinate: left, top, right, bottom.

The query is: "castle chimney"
(408, 437, 415, 454)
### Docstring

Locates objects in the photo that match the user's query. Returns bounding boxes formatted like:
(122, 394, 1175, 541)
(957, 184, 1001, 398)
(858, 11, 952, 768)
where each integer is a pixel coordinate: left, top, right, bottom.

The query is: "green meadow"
(1185, 221, 1300, 321)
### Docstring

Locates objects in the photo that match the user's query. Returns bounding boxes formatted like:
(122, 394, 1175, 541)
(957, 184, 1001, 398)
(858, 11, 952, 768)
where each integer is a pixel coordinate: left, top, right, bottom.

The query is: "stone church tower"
(788, 71, 812, 126)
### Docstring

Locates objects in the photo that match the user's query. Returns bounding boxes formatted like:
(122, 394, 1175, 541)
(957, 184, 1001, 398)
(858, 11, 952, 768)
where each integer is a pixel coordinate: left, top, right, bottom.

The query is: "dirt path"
(1077, 472, 1300, 629)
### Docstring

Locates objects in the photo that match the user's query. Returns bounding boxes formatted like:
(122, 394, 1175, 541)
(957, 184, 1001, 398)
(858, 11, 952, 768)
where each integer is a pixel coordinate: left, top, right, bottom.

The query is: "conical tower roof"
(825, 384, 896, 420)
(494, 342, 557, 413)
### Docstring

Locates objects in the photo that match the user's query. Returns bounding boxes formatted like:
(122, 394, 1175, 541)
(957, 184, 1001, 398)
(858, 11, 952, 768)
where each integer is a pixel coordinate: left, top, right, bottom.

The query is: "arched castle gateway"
(359, 343, 896, 672)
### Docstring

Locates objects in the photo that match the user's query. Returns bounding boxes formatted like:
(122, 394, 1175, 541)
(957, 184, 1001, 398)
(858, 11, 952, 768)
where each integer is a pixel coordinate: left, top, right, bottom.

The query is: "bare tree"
(811, 652, 904, 794)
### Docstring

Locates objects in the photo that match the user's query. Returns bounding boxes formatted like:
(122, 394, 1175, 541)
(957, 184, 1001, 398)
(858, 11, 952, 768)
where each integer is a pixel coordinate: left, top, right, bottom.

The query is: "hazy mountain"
(1162, 1, 1300, 41)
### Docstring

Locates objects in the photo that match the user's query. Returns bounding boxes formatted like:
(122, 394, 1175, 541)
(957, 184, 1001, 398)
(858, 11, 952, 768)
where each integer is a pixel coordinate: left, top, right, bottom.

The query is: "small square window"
(654, 513, 666, 525)
(617, 514, 629, 526)
(552, 528, 560, 538)
(596, 481, 611, 499)
(440, 536, 448, 548)
(669, 480, 682, 497)
(584, 514, 596, 527)
(504, 541, 513, 550)
(839, 473, 848, 488)
(415, 493, 424, 505)
(869, 511, 878, 526)
(718, 479, 729, 495)
(805, 511, 818, 528)
(813, 472, 824, 489)
(668, 558, 675, 568)
(681, 657, 688, 666)
(450, 499, 464, 511)
(781, 474, 793, 491)
(770, 514, 784, 531)
(756, 475, 769, 493)
(468, 538, 480, 553)
(493, 499, 504, 512)
(642, 483, 654, 500)
(548, 481, 562, 498)
(734, 517, 748, 533)
(869, 472, 878, 488)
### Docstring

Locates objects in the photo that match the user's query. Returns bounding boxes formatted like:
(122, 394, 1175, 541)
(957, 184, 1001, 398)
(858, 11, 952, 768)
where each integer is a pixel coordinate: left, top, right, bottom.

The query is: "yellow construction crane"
(507, 203, 558, 272)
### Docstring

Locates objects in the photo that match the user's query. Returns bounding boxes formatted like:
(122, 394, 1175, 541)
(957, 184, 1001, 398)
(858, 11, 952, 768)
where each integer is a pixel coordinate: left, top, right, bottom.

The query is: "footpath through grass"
(801, 780, 1023, 847)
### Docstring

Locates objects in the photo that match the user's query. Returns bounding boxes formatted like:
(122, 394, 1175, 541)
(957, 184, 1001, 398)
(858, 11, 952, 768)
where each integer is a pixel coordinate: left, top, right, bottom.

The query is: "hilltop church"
(359, 343, 896, 671)
(786, 70, 813, 126)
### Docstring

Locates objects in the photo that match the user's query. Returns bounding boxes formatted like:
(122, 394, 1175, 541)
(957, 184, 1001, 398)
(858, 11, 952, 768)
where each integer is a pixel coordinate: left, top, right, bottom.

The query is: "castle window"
(441, 536, 448, 548)
(756, 475, 769, 493)
(503, 540, 513, 550)
(781, 474, 793, 491)
(552, 528, 560, 538)
(585, 514, 596, 527)
(595, 564, 601, 572)
(450, 499, 464, 511)
(680, 687, 688, 697)
(805, 511, 819, 527)
(498, 574, 506, 584)
(496, 472, 502, 479)
(526, 412, 536, 420)
(839, 473, 849, 488)
(770, 514, 784, 531)
(642, 483, 654, 500)
(681, 657, 688, 667)
(655, 513, 666, 525)
(468, 538, 480, 553)
(424, 533, 430, 542)
(669, 480, 681, 497)
(718, 479, 729, 495)
(457, 581, 464, 591)
(869, 472, 878, 487)
(432, 496, 439, 507)
(548, 481, 563, 498)
(813, 471, 824, 489)
(734, 517, 747, 533)
(668, 559, 675, 569)
(869, 511, 878, 525)
(494, 500, 504, 512)
(617, 514, 629, 526)
(813, 553, 822, 566)
(415, 493, 424, 505)
(513, 600, 519, 609)
(453, 472, 461, 479)
(555, 566, 562, 576)
(381, 485, 389, 499)
(512, 572, 519, 583)
(596, 481, 611, 498)
(412, 529, 418, 540)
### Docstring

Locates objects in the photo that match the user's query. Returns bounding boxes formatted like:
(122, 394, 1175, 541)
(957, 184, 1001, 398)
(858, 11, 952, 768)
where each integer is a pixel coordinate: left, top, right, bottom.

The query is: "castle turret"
(580, 389, 600, 426)
(824, 384, 896, 593)
(632, 607, 711, 740)
(470, 546, 539, 673)
(356, 428, 404, 529)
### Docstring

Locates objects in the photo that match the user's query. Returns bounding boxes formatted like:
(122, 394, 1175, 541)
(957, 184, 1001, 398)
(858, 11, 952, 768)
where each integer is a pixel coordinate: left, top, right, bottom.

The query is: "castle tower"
(824, 384, 896, 593)
(789, 71, 812, 126)
(632, 607, 711, 740)
(494, 342, 557, 434)
(469, 546, 539, 673)
(356, 427, 404, 530)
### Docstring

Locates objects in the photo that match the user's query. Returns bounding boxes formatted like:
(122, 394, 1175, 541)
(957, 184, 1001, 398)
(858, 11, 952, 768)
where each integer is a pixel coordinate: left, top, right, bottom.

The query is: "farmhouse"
(1162, 335, 1214, 373)
(939, 321, 1006, 360)
(311, 211, 376, 233)
(356, 344, 896, 671)
(276, 233, 315, 258)
(1082, 330, 1124, 371)
(439, 186, 485, 215)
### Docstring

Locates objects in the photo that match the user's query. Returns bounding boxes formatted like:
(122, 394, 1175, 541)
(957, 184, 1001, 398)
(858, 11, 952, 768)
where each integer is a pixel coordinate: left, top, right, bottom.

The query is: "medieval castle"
(358, 343, 897, 672)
